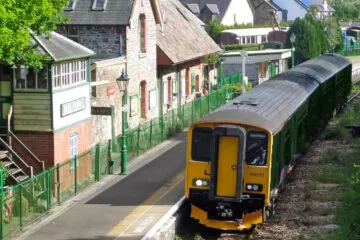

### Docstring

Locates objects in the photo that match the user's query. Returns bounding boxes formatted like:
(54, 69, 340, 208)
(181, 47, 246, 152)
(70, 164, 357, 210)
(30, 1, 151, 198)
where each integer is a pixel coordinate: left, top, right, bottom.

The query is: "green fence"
(221, 73, 242, 87)
(0, 72, 242, 240)
(336, 48, 360, 57)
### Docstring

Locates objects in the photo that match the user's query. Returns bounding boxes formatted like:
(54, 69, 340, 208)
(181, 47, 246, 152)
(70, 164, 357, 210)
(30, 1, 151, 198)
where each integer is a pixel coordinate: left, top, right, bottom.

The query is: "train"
(185, 53, 352, 230)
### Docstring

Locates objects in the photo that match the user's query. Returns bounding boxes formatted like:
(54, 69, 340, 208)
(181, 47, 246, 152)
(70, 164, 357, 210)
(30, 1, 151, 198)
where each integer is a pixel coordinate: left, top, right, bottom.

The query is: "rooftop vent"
(64, 0, 76, 11)
(92, 0, 108, 11)
(233, 98, 258, 106)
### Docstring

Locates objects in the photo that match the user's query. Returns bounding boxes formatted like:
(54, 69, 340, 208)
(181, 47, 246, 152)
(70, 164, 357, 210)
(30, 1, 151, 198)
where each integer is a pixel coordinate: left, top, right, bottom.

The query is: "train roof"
(199, 54, 351, 134)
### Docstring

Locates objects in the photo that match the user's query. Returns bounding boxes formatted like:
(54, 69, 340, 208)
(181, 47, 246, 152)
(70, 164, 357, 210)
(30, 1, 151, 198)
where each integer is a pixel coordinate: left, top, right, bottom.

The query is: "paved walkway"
(12, 132, 188, 240)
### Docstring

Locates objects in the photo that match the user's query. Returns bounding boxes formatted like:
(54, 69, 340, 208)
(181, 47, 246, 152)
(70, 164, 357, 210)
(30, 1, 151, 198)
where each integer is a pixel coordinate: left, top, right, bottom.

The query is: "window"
(246, 132, 268, 166)
(53, 60, 87, 89)
(69, 133, 79, 170)
(163, 80, 168, 104)
(186, 68, 190, 96)
(139, 15, 146, 53)
(68, 26, 79, 42)
(181, 76, 186, 97)
(191, 127, 213, 162)
(130, 94, 138, 117)
(148, 89, 156, 110)
(92, 0, 107, 11)
(64, 0, 77, 11)
(168, 77, 172, 103)
(15, 66, 48, 90)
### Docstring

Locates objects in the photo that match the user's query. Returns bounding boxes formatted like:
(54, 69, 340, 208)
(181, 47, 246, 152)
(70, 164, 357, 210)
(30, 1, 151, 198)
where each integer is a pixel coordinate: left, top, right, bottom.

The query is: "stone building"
(57, 0, 162, 145)
(157, 0, 221, 114)
(254, 0, 287, 26)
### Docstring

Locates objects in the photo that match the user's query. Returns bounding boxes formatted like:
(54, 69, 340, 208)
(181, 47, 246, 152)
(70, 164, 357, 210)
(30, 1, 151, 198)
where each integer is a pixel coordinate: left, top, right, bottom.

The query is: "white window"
(163, 81, 168, 104)
(70, 133, 79, 170)
(181, 76, 185, 98)
(53, 59, 87, 89)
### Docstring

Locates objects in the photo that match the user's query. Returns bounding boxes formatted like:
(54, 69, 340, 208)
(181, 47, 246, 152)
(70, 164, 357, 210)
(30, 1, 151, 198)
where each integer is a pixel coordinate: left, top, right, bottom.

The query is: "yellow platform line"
(103, 171, 185, 240)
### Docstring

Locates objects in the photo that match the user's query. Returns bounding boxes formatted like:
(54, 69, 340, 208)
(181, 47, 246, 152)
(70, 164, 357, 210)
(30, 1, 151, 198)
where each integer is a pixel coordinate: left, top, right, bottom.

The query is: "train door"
(209, 126, 246, 201)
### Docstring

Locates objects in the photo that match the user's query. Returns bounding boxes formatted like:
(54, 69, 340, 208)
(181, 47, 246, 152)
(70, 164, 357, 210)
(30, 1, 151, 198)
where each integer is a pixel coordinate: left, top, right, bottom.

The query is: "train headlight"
(246, 183, 263, 192)
(193, 179, 209, 187)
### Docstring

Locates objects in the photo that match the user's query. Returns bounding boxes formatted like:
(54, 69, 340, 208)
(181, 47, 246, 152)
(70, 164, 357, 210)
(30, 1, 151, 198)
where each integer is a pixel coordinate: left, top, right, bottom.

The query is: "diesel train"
(185, 54, 352, 230)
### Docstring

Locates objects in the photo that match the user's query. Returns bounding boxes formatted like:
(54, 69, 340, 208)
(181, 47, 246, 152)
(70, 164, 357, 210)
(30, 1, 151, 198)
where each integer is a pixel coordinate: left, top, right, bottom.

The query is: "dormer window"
(92, 0, 107, 11)
(64, 0, 76, 11)
(139, 14, 146, 53)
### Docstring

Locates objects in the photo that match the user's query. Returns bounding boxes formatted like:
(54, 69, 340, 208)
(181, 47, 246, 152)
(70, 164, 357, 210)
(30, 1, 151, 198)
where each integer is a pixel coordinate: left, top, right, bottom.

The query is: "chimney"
(323, 0, 328, 10)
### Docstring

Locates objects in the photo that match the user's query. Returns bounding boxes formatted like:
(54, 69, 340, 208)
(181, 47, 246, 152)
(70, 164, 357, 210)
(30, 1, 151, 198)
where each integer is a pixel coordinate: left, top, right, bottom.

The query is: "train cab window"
(246, 132, 268, 166)
(191, 127, 212, 162)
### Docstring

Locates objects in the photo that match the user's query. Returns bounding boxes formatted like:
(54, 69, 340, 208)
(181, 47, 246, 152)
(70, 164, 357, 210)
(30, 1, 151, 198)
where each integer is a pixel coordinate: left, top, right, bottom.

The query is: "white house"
(180, 0, 254, 26)
(272, 0, 334, 22)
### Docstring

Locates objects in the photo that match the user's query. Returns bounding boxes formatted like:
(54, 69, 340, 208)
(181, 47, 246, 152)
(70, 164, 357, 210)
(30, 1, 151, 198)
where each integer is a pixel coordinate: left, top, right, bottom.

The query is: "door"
(210, 126, 246, 202)
(0, 66, 12, 130)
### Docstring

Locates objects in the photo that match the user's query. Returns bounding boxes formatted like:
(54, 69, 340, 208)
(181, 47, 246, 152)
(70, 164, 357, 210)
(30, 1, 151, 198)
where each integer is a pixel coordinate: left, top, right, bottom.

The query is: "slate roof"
(32, 31, 95, 62)
(265, 0, 285, 11)
(62, 0, 133, 25)
(157, 0, 220, 65)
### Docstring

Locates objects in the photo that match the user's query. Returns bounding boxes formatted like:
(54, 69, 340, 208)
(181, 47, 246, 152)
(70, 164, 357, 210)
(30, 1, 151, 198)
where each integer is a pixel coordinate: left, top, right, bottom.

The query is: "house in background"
(57, 0, 162, 145)
(0, 31, 94, 184)
(157, 0, 220, 114)
(222, 49, 292, 85)
(254, 0, 287, 25)
(180, 0, 254, 26)
(272, 0, 334, 22)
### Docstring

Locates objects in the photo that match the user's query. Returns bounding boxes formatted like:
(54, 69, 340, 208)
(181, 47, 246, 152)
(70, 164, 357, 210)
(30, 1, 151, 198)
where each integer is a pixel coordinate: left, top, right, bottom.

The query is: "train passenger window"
(246, 132, 268, 166)
(191, 127, 212, 162)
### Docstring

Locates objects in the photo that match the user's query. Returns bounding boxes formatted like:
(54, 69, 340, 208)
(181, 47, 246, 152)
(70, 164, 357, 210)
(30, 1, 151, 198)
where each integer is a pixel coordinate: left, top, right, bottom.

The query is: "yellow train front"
(185, 121, 272, 230)
(184, 53, 352, 231)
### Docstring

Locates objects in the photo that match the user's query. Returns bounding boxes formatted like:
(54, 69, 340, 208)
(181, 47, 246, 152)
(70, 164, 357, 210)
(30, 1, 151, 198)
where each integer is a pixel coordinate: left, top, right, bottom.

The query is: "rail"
(0, 137, 33, 177)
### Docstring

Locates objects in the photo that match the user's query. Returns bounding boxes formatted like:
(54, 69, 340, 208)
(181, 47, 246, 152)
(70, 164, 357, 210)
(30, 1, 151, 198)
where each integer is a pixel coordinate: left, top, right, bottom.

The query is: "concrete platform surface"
(12, 132, 187, 240)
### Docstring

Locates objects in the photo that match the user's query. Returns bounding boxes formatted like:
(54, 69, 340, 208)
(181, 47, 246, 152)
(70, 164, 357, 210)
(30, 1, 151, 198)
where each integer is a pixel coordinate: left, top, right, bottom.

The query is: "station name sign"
(91, 106, 112, 116)
(61, 97, 86, 117)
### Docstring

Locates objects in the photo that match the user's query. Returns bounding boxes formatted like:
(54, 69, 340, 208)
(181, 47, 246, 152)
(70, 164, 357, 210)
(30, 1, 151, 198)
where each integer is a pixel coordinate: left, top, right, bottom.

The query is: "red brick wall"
(54, 120, 92, 193)
(16, 132, 55, 170)
(53, 120, 92, 165)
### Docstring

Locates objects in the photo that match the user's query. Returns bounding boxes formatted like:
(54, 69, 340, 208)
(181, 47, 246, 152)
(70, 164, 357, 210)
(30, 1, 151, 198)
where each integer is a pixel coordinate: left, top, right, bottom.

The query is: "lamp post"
(290, 32, 296, 68)
(239, 50, 248, 93)
(116, 70, 130, 175)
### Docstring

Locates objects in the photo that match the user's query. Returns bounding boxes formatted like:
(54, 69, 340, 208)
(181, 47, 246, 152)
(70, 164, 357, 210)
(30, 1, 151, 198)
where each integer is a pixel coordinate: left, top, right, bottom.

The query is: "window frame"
(69, 133, 79, 170)
(245, 131, 268, 166)
(130, 94, 139, 117)
(52, 60, 87, 89)
(15, 65, 49, 91)
(191, 127, 213, 162)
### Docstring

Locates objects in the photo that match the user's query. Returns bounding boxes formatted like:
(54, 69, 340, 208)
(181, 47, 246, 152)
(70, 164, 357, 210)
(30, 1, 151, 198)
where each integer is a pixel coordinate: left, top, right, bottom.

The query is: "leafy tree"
(0, 0, 69, 68)
(285, 14, 329, 64)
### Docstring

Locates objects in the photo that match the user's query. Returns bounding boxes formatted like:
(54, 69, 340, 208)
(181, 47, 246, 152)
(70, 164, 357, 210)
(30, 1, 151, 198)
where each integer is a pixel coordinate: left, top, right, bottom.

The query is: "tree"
(0, 0, 68, 68)
(285, 14, 329, 64)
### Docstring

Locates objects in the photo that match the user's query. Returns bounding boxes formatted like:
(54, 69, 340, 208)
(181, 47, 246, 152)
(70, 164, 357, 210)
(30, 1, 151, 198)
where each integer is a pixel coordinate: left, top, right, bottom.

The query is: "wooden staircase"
(0, 150, 29, 183)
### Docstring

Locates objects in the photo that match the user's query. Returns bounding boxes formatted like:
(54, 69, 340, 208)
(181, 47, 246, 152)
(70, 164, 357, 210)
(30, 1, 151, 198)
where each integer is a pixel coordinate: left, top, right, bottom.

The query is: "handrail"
(8, 131, 45, 172)
(0, 137, 33, 177)
(7, 105, 13, 146)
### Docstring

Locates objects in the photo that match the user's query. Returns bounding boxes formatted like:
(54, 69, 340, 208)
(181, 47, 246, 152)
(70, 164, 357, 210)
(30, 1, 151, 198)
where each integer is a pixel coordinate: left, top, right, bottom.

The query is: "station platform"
(11, 132, 188, 240)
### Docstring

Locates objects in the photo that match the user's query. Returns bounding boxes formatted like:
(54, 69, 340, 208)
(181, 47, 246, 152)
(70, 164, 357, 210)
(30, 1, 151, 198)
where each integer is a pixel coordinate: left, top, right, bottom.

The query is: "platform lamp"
(290, 32, 296, 68)
(116, 69, 130, 175)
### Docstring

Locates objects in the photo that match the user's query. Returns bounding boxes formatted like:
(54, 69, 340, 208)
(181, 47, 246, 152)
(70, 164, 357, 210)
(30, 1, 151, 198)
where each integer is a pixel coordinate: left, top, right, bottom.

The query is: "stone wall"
(90, 58, 126, 146)
(126, 0, 158, 128)
(254, 3, 273, 25)
(57, 25, 127, 59)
